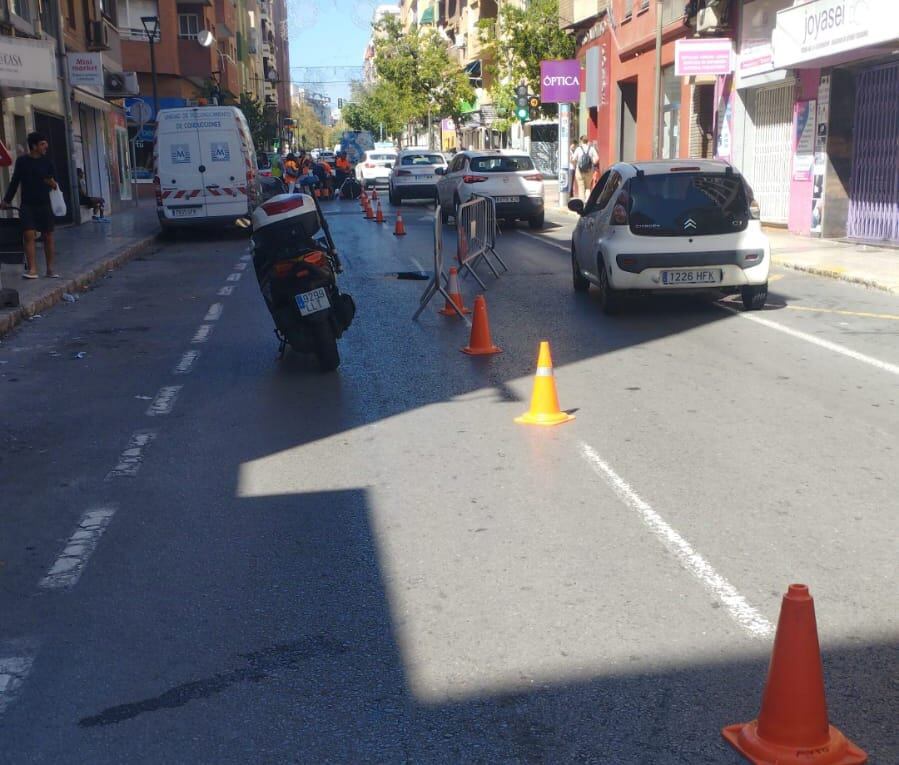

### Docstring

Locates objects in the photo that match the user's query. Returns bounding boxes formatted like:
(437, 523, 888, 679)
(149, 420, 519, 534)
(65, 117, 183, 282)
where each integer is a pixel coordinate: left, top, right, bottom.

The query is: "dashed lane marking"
(233, 262, 247, 271)
(204, 303, 224, 321)
(226, 272, 242, 282)
(217, 286, 234, 296)
(173, 350, 200, 375)
(785, 304, 899, 321)
(580, 442, 774, 639)
(718, 303, 899, 377)
(39, 507, 116, 590)
(105, 430, 157, 480)
(192, 324, 213, 344)
(0, 652, 34, 715)
(146, 386, 181, 416)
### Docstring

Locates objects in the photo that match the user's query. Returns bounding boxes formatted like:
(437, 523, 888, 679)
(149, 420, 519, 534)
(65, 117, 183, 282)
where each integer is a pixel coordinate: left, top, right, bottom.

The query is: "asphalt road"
(0, 198, 896, 764)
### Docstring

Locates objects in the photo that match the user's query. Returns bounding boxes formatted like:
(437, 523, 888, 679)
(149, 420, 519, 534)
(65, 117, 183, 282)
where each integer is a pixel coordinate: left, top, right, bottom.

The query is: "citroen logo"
(683, 218, 697, 230)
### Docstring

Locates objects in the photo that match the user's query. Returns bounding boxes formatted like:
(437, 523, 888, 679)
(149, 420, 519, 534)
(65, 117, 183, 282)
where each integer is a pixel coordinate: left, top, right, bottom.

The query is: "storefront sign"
(774, 0, 898, 68)
(792, 100, 816, 180)
(674, 38, 734, 77)
(68, 52, 103, 95)
(540, 59, 581, 103)
(737, 0, 793, 85)
(0, 36, 56, 92)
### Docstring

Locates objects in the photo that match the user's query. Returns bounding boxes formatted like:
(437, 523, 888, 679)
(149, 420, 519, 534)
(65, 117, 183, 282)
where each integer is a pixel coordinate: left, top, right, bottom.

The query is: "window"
(99, 0, 116, 23)
(178, 13, 200, 39)
(66, 0, 76, 27)
(593, 171, 622, 213)
(623, 0, 633, 19)
(402, 154, 445, 166)
(11, 0, 32, 23)
(469, 155, 534, 172)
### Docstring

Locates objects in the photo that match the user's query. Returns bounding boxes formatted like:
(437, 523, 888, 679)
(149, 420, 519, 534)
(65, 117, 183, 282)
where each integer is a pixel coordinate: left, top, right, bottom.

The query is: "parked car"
(435, 150, 544, 229)
(568, 159, 770, 314)
(355, 149, 398, 188)
(388, 148, 447, 204)
(153, 106, 260, 231)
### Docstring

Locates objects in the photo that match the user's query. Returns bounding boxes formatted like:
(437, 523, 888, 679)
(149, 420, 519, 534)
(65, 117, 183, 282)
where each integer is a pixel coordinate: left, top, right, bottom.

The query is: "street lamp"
(140, 16, 160, 121)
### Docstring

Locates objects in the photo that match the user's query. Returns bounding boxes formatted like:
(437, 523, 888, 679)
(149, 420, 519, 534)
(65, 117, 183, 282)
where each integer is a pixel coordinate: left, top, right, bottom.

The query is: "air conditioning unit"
(696, 6, 722, 32)
(87, 20, 110, 51)
(104, 71, 139, 97)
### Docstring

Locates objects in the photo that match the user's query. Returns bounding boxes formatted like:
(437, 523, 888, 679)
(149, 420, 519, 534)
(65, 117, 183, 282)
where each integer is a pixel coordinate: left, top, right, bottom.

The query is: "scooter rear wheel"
(312, 321, 340, 372)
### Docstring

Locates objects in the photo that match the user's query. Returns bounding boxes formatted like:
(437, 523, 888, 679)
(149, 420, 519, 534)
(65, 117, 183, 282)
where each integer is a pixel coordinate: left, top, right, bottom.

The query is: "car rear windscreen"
(371, 154, 396, 162)
(628, 173, 750, 236)
(470, 156, 535, 172)
(402, 154, 444, 166)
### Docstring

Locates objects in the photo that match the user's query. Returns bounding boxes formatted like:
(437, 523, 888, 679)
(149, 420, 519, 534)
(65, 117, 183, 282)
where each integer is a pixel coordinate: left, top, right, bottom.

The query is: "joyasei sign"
(540, 60, 581, 103)
(773, 0, 897, 67)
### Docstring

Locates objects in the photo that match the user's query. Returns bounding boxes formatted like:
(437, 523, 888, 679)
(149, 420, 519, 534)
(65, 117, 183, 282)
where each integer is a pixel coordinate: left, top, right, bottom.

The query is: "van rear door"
(197, 112, 248, 218)
(157, 111, 207, 221)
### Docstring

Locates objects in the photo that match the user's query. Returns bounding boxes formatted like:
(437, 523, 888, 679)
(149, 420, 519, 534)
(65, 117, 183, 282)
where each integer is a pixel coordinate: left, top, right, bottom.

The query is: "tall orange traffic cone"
(461, 296, 501, 355)
(438, 267, 470, 316)
(393, 209, 407, 236)
(515, 342, 574, 426)
(375, 200, 385, 224)
(722, 584, 867, 765)
(360, 191, 367, 207)
(364, 200, 374, 220)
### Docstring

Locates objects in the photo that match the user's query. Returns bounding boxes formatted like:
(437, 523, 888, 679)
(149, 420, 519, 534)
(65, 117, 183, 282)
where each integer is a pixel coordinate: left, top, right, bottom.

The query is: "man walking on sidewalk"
(572, 136, 598, 201)
(0, 132, 60, 279)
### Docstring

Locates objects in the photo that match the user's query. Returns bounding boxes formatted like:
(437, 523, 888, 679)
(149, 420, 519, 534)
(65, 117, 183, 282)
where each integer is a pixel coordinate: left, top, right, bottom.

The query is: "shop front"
(774, 0, 899, 244)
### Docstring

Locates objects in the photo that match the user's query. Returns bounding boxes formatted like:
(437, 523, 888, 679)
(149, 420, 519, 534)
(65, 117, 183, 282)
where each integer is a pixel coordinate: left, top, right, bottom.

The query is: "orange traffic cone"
(515, 342, 574, 426)
(461, 295, 501, 355)
(393, 209, 407, 236)
(371, 188, 379, 201)
(364, 200, 374, 220)
(723, 584, 867, 765)
(438, 267, 470, 316)
(375, 201, 385, 224)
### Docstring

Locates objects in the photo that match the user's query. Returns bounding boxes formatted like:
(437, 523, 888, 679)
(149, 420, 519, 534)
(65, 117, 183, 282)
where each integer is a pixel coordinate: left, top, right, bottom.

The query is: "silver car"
(388, 148, 448, 204)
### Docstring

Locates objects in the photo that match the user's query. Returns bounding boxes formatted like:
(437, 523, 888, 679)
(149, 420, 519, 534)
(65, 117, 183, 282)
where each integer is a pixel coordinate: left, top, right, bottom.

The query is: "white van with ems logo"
(153, 106, 260, 231)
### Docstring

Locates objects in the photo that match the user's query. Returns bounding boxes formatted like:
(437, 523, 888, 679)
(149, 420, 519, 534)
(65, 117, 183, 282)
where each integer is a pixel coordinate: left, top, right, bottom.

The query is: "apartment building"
(363, 4, 400, 85)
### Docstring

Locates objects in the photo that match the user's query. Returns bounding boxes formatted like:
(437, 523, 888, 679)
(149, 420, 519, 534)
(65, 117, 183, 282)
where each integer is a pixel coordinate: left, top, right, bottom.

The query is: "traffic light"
(338, 98, 344, 109)
(528, 95, 540, 121)
(515, 84, 528, 123)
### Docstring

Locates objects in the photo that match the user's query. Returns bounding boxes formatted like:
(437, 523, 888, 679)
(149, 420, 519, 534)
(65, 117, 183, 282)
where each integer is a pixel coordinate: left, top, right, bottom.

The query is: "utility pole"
(141, 16, 160, 119)
(651, 0, 663, 159)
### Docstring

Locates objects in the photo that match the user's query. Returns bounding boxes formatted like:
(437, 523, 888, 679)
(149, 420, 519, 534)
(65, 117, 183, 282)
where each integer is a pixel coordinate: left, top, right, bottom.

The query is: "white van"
(153, 106, 260, 230)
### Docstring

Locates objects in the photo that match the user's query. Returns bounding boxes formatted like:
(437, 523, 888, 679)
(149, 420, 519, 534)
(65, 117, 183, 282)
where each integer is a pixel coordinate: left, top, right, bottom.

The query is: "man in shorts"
(0, 132, 59, 279)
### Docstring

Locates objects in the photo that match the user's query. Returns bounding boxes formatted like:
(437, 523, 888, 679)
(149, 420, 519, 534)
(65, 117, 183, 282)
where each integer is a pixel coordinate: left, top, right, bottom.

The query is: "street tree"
(342, 81, 411, 144)
(238, 92, 275, 151)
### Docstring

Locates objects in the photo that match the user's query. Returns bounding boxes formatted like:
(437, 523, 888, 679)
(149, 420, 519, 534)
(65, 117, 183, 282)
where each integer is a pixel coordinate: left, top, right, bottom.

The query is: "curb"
(771, 257, 899, 295)
(0, 233, 159, 338)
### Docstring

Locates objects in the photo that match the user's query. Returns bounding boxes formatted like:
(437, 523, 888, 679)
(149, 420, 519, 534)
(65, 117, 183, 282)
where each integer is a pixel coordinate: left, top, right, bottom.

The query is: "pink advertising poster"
(792, 100, 815, 181)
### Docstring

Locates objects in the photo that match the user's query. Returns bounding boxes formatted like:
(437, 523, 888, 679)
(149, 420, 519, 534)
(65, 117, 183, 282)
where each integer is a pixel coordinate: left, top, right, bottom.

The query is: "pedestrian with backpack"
(572, 135, 598, 200)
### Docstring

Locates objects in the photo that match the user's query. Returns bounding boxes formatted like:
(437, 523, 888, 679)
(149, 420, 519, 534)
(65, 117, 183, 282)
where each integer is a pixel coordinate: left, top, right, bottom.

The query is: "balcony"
(559, 0, 609, 29)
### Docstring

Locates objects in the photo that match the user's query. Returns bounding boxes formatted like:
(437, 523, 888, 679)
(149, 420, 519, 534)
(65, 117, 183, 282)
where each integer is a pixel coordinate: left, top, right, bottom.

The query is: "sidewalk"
(544, 180, 899, 295)
(0, 201, 159, 336)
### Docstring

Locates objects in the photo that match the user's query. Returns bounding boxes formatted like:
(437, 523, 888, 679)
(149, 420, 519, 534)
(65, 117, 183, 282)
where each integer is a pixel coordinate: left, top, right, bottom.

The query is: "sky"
(285, 0, 385, 110)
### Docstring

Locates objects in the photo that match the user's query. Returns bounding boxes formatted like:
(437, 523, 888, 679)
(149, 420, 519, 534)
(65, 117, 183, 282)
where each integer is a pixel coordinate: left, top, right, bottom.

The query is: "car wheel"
(528, 213, 545, 230)
(572, 246, 589, 293)
(389, 188, 400, 206)
(440, 203, 450, 225)
(741, 282, 768, 311)
(597, 259, 621, 315)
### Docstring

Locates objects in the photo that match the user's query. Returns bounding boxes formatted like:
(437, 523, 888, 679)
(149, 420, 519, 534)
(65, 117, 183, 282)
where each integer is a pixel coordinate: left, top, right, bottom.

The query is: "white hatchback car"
(436, 150, 545, 228)
(355, 149, 397, 188)
(569, 160, 770, 314)
(388, 148, 447, 204)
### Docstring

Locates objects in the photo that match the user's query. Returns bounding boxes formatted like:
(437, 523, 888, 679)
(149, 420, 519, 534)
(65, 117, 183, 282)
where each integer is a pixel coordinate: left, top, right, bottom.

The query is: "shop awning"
(419, 6, 434, 24)
(74, 88, 113, 112)
(0, 36, 57, 95)
(459, 96, 480, 114)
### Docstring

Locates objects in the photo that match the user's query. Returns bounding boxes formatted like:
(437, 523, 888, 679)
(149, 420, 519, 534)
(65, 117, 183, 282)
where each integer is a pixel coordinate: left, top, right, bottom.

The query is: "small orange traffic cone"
(360, 191, 368, 207)
(515, 342, 574, 426)
(461, 296, 501, 355)
(371, 188, 379, 201)
(393, 209, 407, 236)
(438, 267, 470, 316)
(375, 201, 385, 224)
(364, 201, 374, 220)
(722, 584, 867, 765)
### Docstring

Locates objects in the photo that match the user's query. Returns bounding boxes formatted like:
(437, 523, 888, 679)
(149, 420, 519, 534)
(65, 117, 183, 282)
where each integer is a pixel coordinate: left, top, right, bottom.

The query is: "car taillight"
(396, 170, 411, 176)
(261, 197, 305, 215)
(611, 203, 629, 226)
(365, 162, 375, 168)
(462, 175, 488, 183)
(749, 198, 760, 220)
(523, 174, 543, 182)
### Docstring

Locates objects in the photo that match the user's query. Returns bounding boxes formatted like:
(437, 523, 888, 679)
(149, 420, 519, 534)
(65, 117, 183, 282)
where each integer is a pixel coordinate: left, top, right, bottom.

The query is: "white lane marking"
(146, 385, 181, 416)
(226, 272, 242, 282)
(106, 431, 156, 480)
(516, 230, 570, 253)
(192, 324, 213, 344)
(580, 442, 774, 639)
(39, 506, 116, 590)
(0, 653, 34, 714)
(240, 253, 252, 262)
(410, 256, 425, 272)
(718, 303, 899, 377)
(233, 262, 247, 271)
(217, 286, 235, 296)
(173, 350, 200, 375)
(204, 303, 224, 321)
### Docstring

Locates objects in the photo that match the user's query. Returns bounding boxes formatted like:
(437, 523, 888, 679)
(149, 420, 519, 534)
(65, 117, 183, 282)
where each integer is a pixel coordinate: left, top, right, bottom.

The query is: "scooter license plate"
(295, 287, 331, 316)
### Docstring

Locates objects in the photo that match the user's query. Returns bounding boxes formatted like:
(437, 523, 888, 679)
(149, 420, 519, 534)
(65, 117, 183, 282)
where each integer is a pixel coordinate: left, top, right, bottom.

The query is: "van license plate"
(170, 207, 200, 217)
(661, 269, 721, 285)
(495, 196, 519, 204)
(295, 287, 330, 316)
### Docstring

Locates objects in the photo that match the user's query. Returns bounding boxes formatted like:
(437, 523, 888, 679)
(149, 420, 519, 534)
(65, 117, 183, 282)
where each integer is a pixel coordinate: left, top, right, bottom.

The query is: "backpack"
(577, 148, 593, 172)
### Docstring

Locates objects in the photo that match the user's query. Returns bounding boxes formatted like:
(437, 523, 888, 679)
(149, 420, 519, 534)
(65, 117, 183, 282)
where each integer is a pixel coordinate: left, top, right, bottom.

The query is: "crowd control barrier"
(455, 194, 507, 289)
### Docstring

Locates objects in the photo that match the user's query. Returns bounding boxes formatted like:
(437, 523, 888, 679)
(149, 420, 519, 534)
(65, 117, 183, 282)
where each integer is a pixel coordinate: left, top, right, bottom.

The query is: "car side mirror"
(435, 167, 446, 175)
(568, 198, 585, 215)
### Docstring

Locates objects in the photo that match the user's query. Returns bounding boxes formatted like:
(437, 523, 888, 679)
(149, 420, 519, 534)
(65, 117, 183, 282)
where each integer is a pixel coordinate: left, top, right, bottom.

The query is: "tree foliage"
(238, 92, 274, 150)
(342, 81, 411, 143)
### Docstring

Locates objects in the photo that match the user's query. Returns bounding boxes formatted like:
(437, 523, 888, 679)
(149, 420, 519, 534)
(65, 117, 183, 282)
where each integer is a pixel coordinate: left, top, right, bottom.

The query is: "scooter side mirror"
(235, 217, 252, 229)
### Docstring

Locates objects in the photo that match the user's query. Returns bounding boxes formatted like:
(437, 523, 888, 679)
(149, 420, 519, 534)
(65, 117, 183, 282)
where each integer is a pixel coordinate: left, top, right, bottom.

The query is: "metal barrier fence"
(412, 204, 470, 323)
(456, 194, 508, 289)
